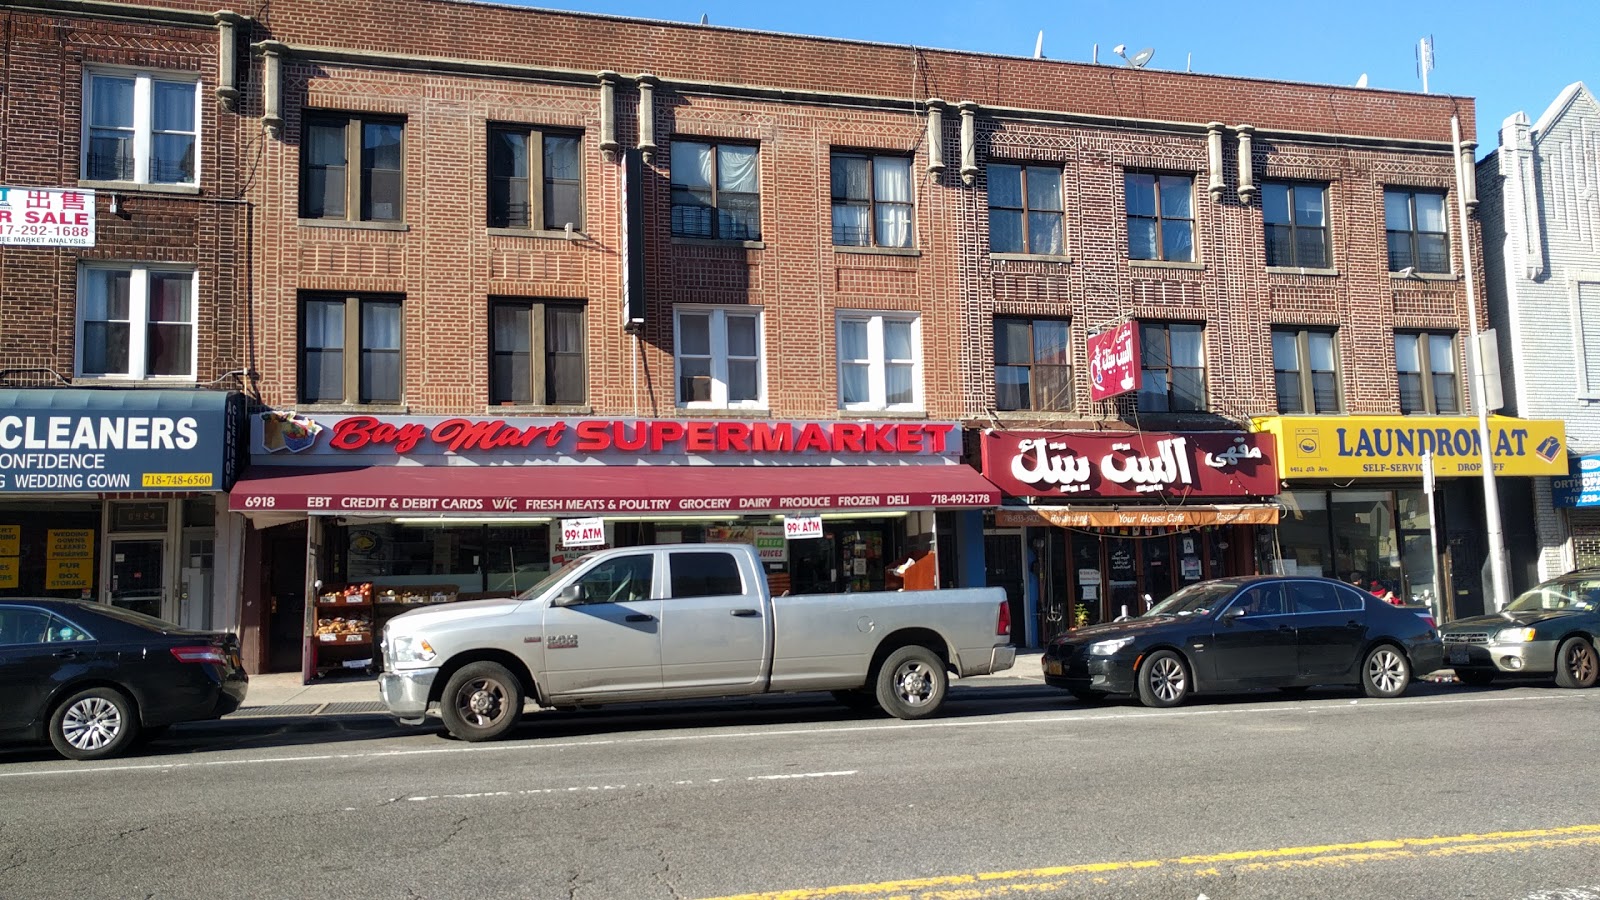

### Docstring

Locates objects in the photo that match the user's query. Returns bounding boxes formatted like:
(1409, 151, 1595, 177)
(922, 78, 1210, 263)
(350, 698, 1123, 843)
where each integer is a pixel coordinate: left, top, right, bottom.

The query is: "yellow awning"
(1251, 415, 1568, 479)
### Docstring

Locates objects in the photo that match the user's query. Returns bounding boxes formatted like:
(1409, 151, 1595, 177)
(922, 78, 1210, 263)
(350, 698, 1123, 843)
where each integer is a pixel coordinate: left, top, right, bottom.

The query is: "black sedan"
(0, 599, 248, 760)
(1042, 576, 1444, 707)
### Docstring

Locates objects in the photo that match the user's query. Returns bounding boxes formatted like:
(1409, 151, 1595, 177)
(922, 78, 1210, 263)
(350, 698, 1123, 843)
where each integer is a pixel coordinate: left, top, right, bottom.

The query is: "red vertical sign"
(1088, 321, 1141, 402)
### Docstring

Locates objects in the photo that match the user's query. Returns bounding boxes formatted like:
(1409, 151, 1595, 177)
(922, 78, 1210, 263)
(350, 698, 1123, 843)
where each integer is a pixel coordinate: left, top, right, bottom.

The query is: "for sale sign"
(0, 187, 95, 247)
(1087, 321, 1140, 402)
(560, 516, 606, 548)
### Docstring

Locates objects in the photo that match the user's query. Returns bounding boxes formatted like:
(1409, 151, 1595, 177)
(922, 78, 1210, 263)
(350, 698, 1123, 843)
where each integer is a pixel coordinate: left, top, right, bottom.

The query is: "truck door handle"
(625, 613, 655, 623)
(730, 609, 760, 617)
(53, 650, 80, 659)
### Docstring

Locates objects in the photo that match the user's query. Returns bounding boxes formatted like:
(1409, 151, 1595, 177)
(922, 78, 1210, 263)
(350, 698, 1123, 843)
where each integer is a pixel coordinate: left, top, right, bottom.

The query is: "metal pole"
(1451, 114, 1512, 611)
(1423, 450, 1446, 624)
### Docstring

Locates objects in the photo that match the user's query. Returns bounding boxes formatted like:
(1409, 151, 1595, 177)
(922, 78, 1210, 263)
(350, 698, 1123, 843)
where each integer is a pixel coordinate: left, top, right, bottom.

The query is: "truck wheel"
(830, 689, 881, 715)
(1553, 637, 1598, 689)
(874, 645, 947, 720)
(439, 661, 524, 742)
(49, 687, 140, 761)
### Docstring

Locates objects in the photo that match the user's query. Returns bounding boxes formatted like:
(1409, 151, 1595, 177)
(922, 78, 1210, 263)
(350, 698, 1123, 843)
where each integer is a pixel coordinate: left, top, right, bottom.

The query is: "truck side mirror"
(553, 583, 586, 607)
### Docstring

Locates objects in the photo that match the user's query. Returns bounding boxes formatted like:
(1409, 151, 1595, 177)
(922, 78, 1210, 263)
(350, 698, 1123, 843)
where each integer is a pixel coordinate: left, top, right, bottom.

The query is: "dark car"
(1439, 571, 1600, 688)
(1041, 576, 1444, 708)
(0, 599, 248, 760)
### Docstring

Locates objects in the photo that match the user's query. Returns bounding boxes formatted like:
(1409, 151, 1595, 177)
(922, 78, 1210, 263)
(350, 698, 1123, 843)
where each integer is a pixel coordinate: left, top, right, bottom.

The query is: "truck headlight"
(1088, 637, 1135, 656)
(390, 635, 437, 663)
(1495, 627, 1537, 644)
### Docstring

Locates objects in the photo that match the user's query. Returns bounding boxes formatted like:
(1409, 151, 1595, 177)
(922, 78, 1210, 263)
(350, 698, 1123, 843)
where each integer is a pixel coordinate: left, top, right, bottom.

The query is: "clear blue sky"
(510, 0, 1596, 153)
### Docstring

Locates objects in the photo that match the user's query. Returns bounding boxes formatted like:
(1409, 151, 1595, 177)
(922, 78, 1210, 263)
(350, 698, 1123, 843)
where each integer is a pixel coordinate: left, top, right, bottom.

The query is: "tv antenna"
(1112, 44, 1154, 68)
(1034, 30, 1045, 59)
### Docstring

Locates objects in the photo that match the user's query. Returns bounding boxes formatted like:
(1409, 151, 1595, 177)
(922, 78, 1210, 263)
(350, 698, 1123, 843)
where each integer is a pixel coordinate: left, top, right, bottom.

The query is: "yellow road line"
(699, 824, 1600, 900)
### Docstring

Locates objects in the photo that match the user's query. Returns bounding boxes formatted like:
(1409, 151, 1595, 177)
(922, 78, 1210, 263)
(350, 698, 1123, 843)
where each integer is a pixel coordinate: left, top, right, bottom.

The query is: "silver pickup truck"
(378, 542, 1015, 741)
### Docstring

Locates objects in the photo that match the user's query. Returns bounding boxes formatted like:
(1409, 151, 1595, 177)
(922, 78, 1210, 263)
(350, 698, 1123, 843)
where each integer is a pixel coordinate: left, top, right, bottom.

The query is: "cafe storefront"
(979, 429, 1280, 645)
(227, 411, 1001, 678)
(1253, 414, 1569, 621)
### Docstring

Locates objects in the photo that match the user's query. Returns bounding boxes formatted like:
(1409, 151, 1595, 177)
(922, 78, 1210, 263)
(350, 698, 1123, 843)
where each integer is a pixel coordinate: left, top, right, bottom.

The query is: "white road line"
(1, 690, 1590, 781)
(401, 770, 859, 803)
(1520, 887, 1600, 900)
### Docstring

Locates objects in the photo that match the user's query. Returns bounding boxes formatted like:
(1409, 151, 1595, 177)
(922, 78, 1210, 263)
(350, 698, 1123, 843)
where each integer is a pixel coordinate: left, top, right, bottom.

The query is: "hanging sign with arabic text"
(980, 431, 1278, 499)
(1087, 322, 1140, 402)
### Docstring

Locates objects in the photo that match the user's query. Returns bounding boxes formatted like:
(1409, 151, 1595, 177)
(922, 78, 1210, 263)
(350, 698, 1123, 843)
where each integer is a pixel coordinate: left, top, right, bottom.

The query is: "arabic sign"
(980, 431, 1277, 500)
(560, 517, 607, 548)
(1087, 322, 1140, 402)
(995, 505, 1280, 528)
(1253, 415, 1567, 479)
(1553, 454, 1600, 507)
(784, 515, 824, 540)
(0, 187, 95, 247)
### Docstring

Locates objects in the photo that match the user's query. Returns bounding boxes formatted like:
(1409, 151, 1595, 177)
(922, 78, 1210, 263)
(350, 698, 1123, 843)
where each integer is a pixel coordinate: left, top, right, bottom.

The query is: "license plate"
(1448, 647, 1470, 665)
(1044, 659, 1063, 676)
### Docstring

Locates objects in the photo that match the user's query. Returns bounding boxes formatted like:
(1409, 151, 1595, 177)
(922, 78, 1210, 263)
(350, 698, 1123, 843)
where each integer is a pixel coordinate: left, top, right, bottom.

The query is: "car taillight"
(171, 646, 226, 665)
(997, 600, 1011, 637)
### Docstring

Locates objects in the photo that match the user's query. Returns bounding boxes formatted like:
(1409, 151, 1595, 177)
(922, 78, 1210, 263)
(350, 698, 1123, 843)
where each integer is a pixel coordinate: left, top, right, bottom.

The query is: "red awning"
(228, 464, 1000, 515)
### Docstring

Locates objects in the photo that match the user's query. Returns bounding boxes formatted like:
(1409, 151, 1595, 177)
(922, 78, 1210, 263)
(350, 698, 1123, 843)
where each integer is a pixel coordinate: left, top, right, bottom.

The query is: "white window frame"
(836, 311, 923, 412)
(74, 263, 199, 381)
(80, 68, 203, 187)
(673, 305, 767, 409)
(1572, 273, 1600, 401)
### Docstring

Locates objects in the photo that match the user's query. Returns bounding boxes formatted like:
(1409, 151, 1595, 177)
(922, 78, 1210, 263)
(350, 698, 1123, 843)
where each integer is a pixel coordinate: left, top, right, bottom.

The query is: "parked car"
(0, 599, 248, 760)
(1041, 576, 1443, 708)
(379, 543, 1014, 741)
(1439, 570, 1600, 688)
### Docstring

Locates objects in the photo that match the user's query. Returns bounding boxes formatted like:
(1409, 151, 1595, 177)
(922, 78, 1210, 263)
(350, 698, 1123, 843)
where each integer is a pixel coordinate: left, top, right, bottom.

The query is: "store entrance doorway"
(108, 537, 164, 619)
(984, 530, 1025, 646)
(266, 522, 308, 673)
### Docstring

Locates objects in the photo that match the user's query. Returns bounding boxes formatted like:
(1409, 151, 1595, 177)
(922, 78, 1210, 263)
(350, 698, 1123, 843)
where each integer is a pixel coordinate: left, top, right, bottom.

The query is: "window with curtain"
(299, 294, 404, 404)
(837, 312, 920, 410)
(831, 153, 913, 248)
(1263, 182, 1329, 268)
(77, 266, 196, 379)
(675, 306, 764, 408)
(83, 72, 198, 185)
(1384, 189, 1449, 273)
(988, 164, 1065, 255)
(1125, 173, 1194, 261)
(994, 317, 1072, 411)
(671, 141, 760, 240)
(301, 113, 405, 222)
(1272, 328, 1341, 414)
(1137, 322, 1206, 412)
(490, 299, 586, 406)
(1395, 332, 1459, 414)
(487, 126, 583, 231)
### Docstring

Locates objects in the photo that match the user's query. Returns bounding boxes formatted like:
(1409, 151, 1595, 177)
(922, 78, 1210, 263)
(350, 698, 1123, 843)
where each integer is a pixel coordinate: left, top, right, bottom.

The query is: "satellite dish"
(1034, 30, 1045, 59)
(1355, 73, 1369, 88)
(1111, 43, 1126, 56)
(1128, 47, 1154, 68)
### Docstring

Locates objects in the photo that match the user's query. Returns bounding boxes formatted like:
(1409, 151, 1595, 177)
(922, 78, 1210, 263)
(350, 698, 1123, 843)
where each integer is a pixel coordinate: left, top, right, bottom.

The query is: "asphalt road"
(3, 675, 1598, 900)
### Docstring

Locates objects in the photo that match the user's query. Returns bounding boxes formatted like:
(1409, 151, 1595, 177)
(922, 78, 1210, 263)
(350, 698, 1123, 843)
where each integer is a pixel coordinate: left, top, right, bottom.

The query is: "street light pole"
(1451, 114, 1512, 612)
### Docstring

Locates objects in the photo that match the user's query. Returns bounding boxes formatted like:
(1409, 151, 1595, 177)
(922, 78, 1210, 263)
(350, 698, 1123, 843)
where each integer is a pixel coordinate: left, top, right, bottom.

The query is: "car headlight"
(1088, 637, 1135, 656)
(1495, 627, 1537, 644)
(390, 635, 437, 663)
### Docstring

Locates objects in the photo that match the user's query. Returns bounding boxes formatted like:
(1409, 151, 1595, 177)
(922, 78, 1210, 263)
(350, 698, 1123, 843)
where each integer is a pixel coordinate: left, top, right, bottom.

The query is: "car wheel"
(1136, 650, 1189, 708)
(1456, 669, 1496, 687)
(49, 687, 140, 761)
(439, 661, 524, 742)
(1068, 689, 1106, 703)
(1553, 637, 1598, 689)
(830, 689, 882, 714)
(1361, 644, 1411, 698)
(874, 645, 947, 720)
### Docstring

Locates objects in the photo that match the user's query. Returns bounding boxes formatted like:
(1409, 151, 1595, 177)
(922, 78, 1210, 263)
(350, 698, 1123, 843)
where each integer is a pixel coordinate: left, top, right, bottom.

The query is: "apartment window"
(1384, 189, 1449, 273)
(83, 72, 199, 185)
(988, 164, 1064, 255)
(838, 313, 920, 410)
(1263, 182, 1329, 268)
(487, 126, 582, 231)
(995, 318, 1071, 411)
(490, 300, 585, 406)
(1137, 322, 1205, 412)
(1272, 329, 1341, 414)
(675, 307, 764, 408)
(300, 294, 402, 404)
(302, 114, 404, 222)
(1125, 173, 1194, 261)
(831, 153, 913, 248)
(76, 266, 196, 379)
(670, 141, 760, 240)
(1396, 332, 1459, 414)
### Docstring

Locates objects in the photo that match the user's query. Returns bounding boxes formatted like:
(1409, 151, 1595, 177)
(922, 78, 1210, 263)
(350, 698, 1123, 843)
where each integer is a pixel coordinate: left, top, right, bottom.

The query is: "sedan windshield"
(1145, 581, 1239, 618)
(1505, 577, 1600, 613)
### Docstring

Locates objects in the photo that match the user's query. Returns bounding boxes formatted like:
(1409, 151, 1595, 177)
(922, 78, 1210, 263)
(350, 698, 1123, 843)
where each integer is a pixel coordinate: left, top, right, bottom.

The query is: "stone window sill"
(295, 403, 411, 414)
(1130, 258, 1205, 271)
(78, 180, 202, 195)
(672, 237, 766, 250)
(1391, 270, 1459, 282)
(488, 227, 587, 240)
(991, 253, 1073, 264)
(1267, 266, 1340, 277)
(298, 219, 411, 232)
(833, 246, 921, 258)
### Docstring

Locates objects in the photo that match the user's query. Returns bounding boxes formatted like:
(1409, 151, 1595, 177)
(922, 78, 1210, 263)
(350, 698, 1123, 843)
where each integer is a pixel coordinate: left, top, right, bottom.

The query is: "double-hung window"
(300, 294, 403, 405)
(1263, 182, 1329, 268)
(490, 300, 586, 406)
(1137, 322, 1205, 412)
(77, 265, 197, 379)
(837, 312, 920, 411)
(995, 317, 1072, 411)
(1384, 189, 1449, 273)
(1125, 173, 1194, 261)
(1396, 332, 1460, 414)
(830, 153, 913, 248)
(1272, 328, 1341, 414)
(487, 126, 582, 231)
(670, 141, 760, 240)
(675, 307, 764, 408)
(988, 164, 1064, 255)
(83, 71, 199, 185)
(302, 113, 405, 222)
